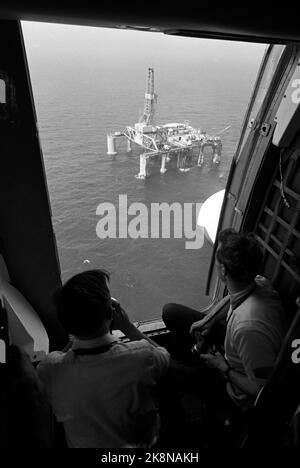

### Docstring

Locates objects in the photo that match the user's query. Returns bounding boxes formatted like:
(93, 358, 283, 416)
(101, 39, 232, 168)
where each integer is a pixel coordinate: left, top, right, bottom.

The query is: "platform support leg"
(160, 154, 167, 173)
(213, 151, 221, 164)
(212, 142, 221, 164)
(126, 139, 132, 153)
(107, 134, 117, 155)
(197, 147, 204, 166)
(137, 154, 147, 179)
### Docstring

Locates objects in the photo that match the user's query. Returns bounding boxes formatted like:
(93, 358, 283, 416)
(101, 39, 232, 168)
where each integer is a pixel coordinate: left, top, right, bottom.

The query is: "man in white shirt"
(163, 229, 287, 412)
(37, 269, 170, 448)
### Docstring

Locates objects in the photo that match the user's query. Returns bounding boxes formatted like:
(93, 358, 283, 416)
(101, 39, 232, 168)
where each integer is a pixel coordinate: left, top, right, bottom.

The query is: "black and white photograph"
(0, 3, 300, 457)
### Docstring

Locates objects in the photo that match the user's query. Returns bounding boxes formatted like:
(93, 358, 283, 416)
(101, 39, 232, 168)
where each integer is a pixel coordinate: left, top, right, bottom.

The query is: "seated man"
(163, 229, 287, 412)
(37, 269, 170, 448)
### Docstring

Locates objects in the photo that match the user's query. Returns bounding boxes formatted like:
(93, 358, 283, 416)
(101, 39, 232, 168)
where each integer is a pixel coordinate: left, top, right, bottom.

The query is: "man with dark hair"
(163, 229, 287, 411)
(37, 269, 170, 448)
(216, 229, 263, 284)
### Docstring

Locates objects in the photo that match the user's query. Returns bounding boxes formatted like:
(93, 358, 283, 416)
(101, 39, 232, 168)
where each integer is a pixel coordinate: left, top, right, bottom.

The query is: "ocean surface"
(22, 23, 266, 321)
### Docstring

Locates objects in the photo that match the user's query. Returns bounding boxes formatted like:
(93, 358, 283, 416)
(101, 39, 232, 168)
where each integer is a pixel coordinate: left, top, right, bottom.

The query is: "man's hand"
(189, 318, 214, 340)
(110, 298, 161, 347)
(111, 299, 132, 333)
(199, 350, 228, 377)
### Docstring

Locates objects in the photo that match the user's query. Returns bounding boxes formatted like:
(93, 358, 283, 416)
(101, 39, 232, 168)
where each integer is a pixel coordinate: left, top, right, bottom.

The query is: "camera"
(191, 337, 207, 355)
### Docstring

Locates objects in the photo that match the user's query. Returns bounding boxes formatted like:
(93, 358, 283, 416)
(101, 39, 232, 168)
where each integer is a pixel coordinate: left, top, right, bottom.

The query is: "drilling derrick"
(139, 67, 157, 126)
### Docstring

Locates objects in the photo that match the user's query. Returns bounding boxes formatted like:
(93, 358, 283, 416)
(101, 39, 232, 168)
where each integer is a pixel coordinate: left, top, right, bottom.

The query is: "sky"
(21, 21, 267, 68)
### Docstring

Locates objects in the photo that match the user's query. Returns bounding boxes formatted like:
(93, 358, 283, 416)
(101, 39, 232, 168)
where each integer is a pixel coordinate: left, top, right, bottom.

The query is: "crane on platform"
(107, 67, 228, 179)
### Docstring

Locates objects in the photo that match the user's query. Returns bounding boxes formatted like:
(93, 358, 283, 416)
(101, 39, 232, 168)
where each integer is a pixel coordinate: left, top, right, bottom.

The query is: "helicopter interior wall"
(242, 137, 300, 318)
(236, 45, 300, 319)
(0, 21, 67, 349)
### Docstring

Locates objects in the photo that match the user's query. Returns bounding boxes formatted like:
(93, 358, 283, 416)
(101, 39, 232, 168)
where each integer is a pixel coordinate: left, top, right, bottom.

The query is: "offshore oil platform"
(107, 68, 229, 179)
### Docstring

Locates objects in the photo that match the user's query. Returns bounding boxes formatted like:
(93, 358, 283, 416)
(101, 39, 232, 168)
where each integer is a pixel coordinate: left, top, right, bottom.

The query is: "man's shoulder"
(37, 350, 72, 373)
(114, 340, 169, 369)
(253, 276, 282, 302)
(239, 277, 283, 315)
(232, 279, 285, 335)
(119, 338, 152, 350)
(250, 280, 284, 316)
(116, 339, 168, 356)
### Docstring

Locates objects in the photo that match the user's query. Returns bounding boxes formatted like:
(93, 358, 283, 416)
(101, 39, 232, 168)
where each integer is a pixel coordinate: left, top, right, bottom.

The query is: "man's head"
(54, 269, 112, 338)
(216, 229, 263, 285)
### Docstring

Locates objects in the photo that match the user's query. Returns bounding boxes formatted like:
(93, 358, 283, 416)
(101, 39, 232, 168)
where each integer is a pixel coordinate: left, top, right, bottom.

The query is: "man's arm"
(230, 326, 276, 395)
(190, 295, 230, 338)
(226, 368, 262, 397)
(121, 321, 160, 348)
(200, 321, 276, 399)
(200, 350, 262, 397)
(112, 301, 161, 348)
(111, 302, 170, 380)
